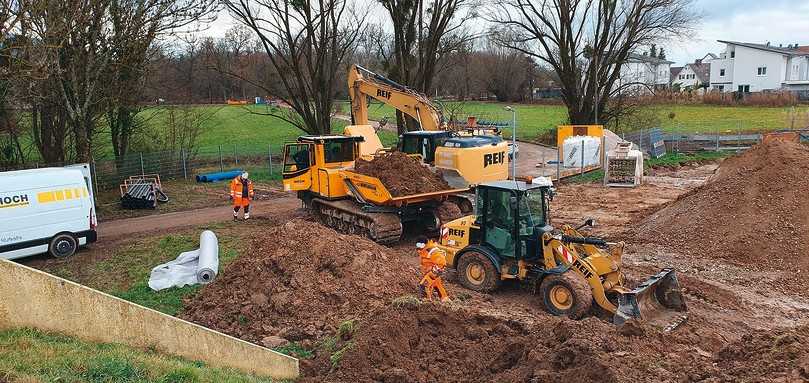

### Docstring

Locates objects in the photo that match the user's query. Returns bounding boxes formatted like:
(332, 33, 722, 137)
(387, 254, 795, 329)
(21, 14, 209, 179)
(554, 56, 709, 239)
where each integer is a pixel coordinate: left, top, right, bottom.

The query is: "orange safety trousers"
(420, 269, 449, 301)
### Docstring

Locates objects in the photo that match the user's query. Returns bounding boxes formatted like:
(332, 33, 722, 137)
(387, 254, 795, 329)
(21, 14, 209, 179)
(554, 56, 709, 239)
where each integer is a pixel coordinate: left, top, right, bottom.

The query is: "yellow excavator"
(344, 64, 509, 188)
(282, 135, 469, 244)
(436, 178, 688, 328)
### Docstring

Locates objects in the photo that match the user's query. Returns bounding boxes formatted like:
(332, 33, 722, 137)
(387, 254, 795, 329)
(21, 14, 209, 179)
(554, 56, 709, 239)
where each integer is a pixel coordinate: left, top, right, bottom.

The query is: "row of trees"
(1, 0, 697, 166)
(1, 0, 217, 166)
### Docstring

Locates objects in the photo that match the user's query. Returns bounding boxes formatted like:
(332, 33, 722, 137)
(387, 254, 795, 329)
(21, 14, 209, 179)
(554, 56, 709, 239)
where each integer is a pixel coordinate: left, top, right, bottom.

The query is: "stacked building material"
(120, 175, 169, 209)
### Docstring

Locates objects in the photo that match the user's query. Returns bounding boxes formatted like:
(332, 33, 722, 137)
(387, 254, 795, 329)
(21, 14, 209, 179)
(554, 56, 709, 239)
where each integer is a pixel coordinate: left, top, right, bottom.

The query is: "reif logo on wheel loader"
(0, 194, 30, 209)
(483, 151, 506, 168)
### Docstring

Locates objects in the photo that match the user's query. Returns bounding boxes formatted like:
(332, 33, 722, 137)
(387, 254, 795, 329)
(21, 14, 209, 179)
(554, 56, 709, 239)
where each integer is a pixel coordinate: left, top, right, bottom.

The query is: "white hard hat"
(241, 172, 249, 179)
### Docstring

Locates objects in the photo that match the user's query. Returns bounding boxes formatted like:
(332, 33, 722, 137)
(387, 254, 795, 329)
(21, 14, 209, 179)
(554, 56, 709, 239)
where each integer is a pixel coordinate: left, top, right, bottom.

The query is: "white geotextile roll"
(563, 136, 602, 168)
(148, 230, 220, 291)
(196, 230, 219, 284)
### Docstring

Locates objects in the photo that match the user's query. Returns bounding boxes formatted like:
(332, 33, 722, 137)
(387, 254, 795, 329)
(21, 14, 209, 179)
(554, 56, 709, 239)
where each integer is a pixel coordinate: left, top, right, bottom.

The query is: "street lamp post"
(504, 106, 517, 180)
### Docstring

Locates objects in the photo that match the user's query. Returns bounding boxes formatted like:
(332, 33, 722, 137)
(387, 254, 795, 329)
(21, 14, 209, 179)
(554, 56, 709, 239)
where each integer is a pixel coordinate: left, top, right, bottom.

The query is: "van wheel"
(49, 234, 78, 258)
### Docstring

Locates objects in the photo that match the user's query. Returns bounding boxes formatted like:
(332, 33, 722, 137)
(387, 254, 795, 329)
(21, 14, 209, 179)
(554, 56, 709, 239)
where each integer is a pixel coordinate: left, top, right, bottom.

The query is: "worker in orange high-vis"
(416, 235, 450, 302)
(229, 172, 254, 220)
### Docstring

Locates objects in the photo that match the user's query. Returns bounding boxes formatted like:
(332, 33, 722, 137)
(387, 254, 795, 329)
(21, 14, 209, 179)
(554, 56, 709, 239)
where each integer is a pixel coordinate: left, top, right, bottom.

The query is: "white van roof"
(0, 168, 87, 193)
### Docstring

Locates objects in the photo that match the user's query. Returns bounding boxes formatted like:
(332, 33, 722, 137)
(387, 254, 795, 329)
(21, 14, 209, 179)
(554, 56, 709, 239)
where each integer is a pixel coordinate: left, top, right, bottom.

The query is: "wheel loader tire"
(539, 271, 593, 319)
(457, 251, 499, 292)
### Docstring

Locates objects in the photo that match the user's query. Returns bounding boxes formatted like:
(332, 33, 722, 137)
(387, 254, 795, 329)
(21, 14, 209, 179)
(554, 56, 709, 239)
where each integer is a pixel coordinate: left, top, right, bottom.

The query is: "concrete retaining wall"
(0, 259, 298, 380)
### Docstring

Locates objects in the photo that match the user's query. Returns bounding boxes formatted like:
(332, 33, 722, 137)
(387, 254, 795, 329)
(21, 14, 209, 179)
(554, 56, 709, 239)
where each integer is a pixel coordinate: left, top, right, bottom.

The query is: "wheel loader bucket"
(614, 268, 688, 332)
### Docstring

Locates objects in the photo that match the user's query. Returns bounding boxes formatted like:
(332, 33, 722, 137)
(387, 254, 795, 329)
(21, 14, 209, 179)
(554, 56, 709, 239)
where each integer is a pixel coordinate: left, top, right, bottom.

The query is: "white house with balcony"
(710, 40, 809, 93)
(617, 53, 673, 94)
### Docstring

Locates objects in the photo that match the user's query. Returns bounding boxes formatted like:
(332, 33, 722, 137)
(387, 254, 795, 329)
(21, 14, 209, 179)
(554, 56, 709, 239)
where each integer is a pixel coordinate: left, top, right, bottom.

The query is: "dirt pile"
(354, 152, 451, 197)
(636, 140, 809, 276)
(714, 324, 809, 381)
(181, 219, 419, 344)
(302, 303, 729, 383)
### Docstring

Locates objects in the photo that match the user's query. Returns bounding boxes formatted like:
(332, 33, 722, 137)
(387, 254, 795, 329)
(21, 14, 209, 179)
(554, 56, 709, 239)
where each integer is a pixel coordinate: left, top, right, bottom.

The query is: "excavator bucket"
(439, 168, 469, 189)
(614, 268, 688, 332)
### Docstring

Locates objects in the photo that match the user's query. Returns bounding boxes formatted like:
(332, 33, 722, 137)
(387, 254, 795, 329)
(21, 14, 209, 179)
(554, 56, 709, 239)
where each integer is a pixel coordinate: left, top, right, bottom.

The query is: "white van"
(0, 165, 98, 260)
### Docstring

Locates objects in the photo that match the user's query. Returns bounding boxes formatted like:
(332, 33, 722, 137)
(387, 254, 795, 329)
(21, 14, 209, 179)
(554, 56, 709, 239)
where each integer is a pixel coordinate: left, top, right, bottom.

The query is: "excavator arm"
(348, 64, 445, 131)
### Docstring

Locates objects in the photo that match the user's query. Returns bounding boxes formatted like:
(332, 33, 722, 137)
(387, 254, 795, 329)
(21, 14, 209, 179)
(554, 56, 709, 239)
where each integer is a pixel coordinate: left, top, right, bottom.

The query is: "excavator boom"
(348, 64, 445, 131)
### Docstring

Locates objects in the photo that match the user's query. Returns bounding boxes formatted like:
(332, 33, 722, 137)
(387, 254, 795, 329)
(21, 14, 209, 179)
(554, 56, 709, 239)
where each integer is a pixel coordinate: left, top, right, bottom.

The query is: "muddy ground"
(23, 145, 809, 382)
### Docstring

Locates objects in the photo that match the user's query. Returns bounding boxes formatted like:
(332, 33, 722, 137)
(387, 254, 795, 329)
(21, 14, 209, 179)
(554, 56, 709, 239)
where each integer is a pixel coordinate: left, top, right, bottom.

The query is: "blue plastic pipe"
(195, 169, 244, 183)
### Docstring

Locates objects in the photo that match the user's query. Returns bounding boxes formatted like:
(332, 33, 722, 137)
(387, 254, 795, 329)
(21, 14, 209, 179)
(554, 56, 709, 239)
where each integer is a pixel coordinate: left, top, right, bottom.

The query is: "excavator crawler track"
(312, 199, 403, 244)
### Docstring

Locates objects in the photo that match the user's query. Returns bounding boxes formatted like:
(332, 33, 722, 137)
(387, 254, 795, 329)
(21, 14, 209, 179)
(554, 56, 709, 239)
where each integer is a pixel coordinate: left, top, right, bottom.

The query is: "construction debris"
(354, 152, 450, 197)
(120, 174, 168, 209)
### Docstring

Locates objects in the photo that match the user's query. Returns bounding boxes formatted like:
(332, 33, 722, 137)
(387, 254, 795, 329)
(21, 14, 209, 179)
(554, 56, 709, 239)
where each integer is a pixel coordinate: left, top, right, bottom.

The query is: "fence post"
(140, 152, 144, 176)
(268, 145, 273, 176)
(556, 146, 561, 181)
(715, 126, 720, 151)
(234, 144, 238, 166)
(182, 149, 188, 180)
(218, 145, 224, 172)
(640, 128, 644, 153)
(91, 161, 100, 201)
(580, 139, 585, 176)
(601, 135, 607, 187)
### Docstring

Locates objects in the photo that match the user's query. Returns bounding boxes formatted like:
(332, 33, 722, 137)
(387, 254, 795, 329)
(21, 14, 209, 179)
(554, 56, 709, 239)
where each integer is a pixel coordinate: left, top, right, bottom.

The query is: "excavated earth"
(354, 152, 451, 196)
(635, 140, 809, 290)
(180, 141, 809, 382)
(181, 219, 420, 344)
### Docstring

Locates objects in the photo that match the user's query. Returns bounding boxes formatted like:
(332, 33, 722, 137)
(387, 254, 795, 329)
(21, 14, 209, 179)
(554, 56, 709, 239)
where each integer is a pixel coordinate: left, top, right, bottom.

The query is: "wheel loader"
(436, 178, 688, 328)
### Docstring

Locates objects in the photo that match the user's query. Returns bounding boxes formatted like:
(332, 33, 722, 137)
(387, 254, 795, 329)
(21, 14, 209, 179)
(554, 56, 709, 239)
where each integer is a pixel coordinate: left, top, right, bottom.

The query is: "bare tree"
(489, 0, 697, 125)
(106, 0, 217, 163)
(224, 0, 366, 135)
(378, 0, 477, 133)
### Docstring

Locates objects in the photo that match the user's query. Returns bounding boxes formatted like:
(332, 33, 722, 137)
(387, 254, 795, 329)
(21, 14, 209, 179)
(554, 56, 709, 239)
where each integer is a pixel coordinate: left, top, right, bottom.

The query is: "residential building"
(710, 40, 809, 93)
(618, 53, 673, 94)
(671, 58, 711, 93)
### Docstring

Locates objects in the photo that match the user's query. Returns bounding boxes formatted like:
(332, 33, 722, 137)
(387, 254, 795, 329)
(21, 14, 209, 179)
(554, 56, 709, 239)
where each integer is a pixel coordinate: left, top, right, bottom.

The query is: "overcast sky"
(201, 0, 809, 67)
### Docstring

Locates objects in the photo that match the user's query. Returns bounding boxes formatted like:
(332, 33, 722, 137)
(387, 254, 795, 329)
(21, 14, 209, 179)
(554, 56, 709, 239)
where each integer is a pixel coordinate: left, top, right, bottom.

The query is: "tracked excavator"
(344, 64, 510, 188)
(282, 135, 469, 244)
(436, 178, 688, 329)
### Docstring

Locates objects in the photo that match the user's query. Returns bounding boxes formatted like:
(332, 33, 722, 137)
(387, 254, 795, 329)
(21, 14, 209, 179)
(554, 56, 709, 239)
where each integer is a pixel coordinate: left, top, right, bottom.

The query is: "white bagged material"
(148, 230, 219, 291)
(563, 135, 602, 168)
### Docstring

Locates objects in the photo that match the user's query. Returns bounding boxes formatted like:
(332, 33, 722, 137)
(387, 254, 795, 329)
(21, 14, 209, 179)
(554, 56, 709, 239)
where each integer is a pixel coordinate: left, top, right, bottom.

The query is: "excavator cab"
(398, 131, 453, 163)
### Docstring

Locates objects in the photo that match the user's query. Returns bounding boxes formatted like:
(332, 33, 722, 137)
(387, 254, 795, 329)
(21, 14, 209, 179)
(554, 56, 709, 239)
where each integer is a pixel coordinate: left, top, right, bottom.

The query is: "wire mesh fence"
(5, 144, 283, 190)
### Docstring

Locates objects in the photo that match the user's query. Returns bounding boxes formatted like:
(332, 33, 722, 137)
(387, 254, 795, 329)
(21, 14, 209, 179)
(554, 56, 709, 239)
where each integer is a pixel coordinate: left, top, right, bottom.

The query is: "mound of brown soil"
(181, 219, 419, 344)
(302, 303, 723, 383)
(715, 324, 809, 381)
(354, 152, 451, 197)
(636, 141, 809, 275)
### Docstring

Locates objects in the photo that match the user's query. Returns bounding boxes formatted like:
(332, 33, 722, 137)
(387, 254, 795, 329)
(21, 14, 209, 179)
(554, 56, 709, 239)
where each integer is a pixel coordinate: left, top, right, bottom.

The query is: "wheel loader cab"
(474, 180, 554, 260)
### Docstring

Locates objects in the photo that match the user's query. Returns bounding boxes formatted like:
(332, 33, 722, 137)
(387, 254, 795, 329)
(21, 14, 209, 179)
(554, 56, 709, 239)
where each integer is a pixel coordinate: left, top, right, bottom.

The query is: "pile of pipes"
(120, 174, 169, 209)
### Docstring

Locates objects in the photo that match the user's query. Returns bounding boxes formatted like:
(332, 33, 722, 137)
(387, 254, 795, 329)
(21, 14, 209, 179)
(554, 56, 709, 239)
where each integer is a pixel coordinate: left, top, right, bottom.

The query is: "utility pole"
(504, 106, 517, 180)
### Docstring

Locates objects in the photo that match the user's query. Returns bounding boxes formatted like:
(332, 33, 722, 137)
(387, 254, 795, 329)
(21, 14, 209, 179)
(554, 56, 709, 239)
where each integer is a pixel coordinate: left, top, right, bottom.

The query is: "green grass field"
(0, 328, 277, 382)
(75, 102, 806, 163)
(335, 100, 805, 140)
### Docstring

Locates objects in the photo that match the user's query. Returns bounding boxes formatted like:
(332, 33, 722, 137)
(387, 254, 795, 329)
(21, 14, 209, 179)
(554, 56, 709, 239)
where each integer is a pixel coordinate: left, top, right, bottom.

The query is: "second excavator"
(345, 64, 510, 188)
